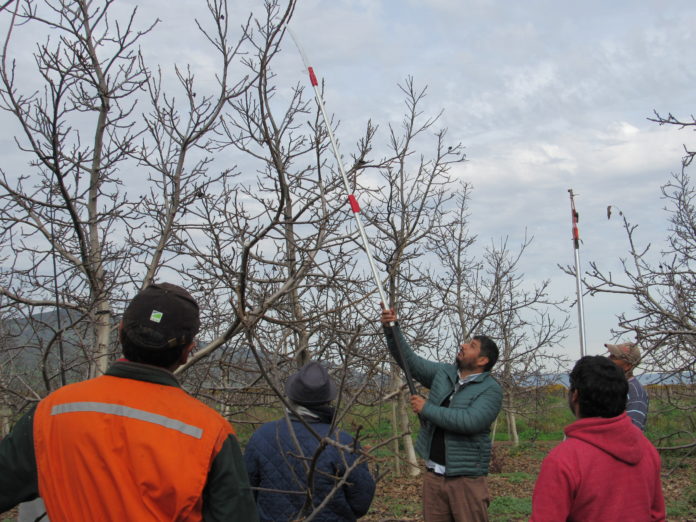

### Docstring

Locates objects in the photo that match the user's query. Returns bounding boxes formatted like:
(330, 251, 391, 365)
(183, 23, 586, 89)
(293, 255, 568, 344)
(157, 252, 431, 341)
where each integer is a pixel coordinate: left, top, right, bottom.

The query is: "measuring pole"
(289, 29, 417, 395)
(568, 189, 587, 357)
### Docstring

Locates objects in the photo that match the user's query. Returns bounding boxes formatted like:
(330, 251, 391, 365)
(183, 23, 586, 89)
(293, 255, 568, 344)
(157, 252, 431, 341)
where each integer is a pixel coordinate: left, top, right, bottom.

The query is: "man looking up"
(606, 341, 649, 430)
(531, 355, 664, 521)
(0, 282, 258, 521)
(244, 361, 375, 521)
(380, 308, 502, 522)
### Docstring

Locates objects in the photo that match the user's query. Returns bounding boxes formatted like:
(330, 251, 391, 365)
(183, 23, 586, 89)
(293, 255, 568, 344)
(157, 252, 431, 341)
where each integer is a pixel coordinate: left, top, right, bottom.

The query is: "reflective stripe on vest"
(51, 401, 203, 439)
(33, 373, 235, 521)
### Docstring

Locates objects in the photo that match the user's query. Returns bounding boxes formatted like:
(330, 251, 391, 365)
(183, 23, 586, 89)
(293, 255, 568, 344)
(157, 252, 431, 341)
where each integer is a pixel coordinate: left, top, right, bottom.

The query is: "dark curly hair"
(569, 355, 628, 418)
(474, 335, 499, 372)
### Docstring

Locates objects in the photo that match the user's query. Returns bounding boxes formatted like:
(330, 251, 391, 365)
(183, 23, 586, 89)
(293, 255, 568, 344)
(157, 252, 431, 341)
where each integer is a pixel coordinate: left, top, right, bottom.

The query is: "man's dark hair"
(569, 355, 628, 418)
(474, 335, 499, 372)
(121, 336, 186, 368)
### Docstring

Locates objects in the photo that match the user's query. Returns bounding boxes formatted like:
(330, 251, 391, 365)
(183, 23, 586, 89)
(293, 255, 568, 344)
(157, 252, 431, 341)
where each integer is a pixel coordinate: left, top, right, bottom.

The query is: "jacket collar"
(446, 364, 490, 384)
(105, 359, 181, 388)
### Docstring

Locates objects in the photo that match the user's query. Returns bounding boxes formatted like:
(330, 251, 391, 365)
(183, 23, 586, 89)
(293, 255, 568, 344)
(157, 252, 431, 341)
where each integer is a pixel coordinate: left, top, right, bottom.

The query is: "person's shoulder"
(479, 372, 503, 391)
(633, 378, 648, 394)
(247, 419, 283, 442)
(39, 375, 105, 404)
(427, 360, 452, 373)
(254, 419, 283, 432)
(433, 362, 458, 380)
(631, 434, 662, 472)
(59, 374, 104, 390)
(628, 374, 646, 387)
(486, 372, 502, 385)
(540, 438, 584, 468)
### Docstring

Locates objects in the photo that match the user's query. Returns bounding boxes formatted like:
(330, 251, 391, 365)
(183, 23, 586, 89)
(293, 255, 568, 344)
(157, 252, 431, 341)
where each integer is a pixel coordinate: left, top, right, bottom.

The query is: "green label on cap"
(150, 310, 163, 323)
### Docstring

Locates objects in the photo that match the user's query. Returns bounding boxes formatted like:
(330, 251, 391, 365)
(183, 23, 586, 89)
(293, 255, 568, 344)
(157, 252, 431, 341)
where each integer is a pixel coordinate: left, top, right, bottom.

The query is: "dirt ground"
(2, 442, 694, 521)
(364, 441, 696, 522)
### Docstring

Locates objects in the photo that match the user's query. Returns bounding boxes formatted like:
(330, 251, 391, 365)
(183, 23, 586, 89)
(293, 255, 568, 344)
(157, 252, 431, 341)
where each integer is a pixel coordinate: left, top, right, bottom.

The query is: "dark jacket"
(384, 324, 502, 476)
(0, 360, 258, 521)
(244, 415, 375, 521)
(627, 376, 649, 431)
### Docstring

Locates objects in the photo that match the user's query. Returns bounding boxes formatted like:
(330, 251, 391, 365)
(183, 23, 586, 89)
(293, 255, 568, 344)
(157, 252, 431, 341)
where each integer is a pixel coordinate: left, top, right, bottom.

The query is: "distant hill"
(519, 371, 694, 388)
(637, 372, 695, 386)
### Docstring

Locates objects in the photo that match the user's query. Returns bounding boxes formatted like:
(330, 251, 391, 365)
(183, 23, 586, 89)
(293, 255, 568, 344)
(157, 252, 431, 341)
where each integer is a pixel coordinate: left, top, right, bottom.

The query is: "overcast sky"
(283, 0, 696, 362)
(4, 1, 696, 366)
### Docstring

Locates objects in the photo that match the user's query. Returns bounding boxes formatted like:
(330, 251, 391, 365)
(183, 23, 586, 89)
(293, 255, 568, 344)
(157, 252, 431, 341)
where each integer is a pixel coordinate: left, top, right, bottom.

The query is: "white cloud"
(504, 62, 559, 107)
(3, 0, 696, 366)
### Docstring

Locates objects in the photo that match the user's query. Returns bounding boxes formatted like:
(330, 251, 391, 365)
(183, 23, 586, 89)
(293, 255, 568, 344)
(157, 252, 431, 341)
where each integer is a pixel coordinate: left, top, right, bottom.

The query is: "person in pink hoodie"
(530, 355, 665, 522)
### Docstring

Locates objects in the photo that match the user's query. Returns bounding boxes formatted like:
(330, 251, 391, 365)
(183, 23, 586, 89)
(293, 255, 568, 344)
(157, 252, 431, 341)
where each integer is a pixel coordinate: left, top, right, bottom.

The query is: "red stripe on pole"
(308, 67, 318, 86)
(348, 195, 361, 213)
(572, 210, 580, 240)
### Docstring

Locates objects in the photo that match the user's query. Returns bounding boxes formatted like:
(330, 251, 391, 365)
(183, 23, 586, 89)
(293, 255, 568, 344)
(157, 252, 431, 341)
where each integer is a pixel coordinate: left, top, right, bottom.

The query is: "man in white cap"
(605, 342, 649, 431)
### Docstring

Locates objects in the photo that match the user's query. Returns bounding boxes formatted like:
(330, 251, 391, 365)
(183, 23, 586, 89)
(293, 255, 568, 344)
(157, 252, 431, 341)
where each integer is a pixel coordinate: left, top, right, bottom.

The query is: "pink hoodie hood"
(564, 412, 643, 465)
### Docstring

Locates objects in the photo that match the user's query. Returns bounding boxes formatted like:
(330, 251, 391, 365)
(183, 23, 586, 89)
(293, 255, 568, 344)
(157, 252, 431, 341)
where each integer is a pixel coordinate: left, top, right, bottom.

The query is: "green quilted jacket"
(384, 324, 502, 477)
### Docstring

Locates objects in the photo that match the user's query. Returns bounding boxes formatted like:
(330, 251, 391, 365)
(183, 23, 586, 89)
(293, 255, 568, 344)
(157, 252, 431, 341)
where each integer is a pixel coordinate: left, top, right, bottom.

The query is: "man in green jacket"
(381, 308, 502, 522)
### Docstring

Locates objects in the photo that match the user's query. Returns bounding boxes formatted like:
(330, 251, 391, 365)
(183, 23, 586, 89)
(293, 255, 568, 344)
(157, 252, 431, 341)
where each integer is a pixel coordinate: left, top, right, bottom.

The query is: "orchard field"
(2, 386, 695, 521)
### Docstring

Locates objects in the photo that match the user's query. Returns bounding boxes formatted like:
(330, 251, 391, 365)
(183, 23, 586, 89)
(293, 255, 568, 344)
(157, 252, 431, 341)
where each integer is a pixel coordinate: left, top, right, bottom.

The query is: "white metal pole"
(569, 189, 587, 357)
(289, 29, 417, 394)
(289, 29, 388, 307)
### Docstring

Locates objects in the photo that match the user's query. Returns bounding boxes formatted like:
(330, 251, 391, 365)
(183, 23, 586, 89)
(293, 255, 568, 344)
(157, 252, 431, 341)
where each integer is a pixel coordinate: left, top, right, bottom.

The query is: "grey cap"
(285, 362, 338, 405)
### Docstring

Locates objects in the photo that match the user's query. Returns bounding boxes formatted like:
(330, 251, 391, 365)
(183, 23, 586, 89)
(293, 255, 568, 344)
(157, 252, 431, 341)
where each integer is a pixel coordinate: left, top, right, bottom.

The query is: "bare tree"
(590, 108, 696, 374)
(578, 110, 696, 449)
(0, 0, 265, 391)
(478, 238, 568, 444)
(649, 110, 696, 169)
(0, 1, 381, 518)
(362, 77, 466, 475)
(0, 1, 583, 516)
(429, 193, 569, 445)
(582, 171, 695, 375)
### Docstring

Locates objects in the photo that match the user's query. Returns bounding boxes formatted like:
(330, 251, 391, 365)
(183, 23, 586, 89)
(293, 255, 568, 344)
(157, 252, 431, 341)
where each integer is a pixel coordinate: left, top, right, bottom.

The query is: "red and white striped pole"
(568, 189, 587, 357)
(289, 29, 417, 395)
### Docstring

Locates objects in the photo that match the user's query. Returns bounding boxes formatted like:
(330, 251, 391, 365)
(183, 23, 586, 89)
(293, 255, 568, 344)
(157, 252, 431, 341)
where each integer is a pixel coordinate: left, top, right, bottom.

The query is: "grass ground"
(2, 388, 694, 521)
(4, 457, 693, 522)
(361, 388, 696, 521)
(364, 441, 696, 521)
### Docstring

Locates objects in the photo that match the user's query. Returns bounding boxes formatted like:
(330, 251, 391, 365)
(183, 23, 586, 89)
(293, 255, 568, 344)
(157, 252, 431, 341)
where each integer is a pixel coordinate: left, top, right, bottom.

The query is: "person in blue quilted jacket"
(243, 361, 376, 521)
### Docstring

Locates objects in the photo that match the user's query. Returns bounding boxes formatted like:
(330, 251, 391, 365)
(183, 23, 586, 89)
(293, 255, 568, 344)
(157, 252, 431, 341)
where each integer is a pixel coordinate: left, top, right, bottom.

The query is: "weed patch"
(489, 495, 532, 516)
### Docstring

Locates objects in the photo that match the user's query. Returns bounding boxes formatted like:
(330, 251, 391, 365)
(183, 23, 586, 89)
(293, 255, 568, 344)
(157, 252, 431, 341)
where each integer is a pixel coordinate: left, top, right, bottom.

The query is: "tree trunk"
(93, 297, 112, 377)
(391, 370, 419, 476)
(391, 398, 401, 477)
(505, 392, 520, 446)
(398, 388, 420, 477)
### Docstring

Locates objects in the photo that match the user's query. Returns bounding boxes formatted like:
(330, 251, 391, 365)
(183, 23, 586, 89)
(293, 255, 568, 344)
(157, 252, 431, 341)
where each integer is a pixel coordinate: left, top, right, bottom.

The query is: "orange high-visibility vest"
(33, 374, 234, 521)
